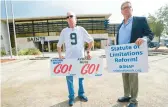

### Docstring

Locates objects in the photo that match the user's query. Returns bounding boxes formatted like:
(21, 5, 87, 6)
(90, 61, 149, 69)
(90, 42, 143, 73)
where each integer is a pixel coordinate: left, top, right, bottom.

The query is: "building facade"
(1, 14, 119, 54)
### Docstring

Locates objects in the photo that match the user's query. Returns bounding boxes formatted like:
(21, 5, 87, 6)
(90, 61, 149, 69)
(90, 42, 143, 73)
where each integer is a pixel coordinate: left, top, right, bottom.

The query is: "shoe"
(127, 103, 137, 107)
(69, 99, 74, 106)
(78, 95, 88, 102)
(118, 97, 131, 102)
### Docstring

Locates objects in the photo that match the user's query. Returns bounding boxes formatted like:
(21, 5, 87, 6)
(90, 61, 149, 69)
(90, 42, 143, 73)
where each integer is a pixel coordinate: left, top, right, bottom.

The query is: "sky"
(1, 0, 168, 23)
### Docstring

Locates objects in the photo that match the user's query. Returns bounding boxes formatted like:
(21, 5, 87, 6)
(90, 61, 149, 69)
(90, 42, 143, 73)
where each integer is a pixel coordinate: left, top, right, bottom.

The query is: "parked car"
(165, 43, 168, 48)
(148, 42, 160, 48)
(164, 40, 168, 48)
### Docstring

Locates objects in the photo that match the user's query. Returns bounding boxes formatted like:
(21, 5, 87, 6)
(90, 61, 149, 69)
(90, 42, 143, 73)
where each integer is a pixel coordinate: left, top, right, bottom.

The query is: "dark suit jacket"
(116, 16, 154, 45)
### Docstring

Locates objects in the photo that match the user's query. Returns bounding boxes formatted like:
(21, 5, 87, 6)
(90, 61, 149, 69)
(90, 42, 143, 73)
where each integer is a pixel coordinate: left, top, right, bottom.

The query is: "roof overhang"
(1, 14, 112, 22)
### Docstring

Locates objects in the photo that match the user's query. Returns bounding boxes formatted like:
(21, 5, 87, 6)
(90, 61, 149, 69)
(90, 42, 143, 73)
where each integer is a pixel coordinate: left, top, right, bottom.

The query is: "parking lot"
(1, 50, 168, 107)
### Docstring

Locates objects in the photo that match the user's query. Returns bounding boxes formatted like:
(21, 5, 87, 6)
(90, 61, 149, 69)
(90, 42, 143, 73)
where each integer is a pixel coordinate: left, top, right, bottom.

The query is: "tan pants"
(122, 73, 138, 103)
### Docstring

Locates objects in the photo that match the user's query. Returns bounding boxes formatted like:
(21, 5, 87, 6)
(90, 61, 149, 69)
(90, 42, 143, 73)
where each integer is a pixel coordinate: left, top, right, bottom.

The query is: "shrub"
(1, 50, 6, 56)
(18, 48, 41, 55)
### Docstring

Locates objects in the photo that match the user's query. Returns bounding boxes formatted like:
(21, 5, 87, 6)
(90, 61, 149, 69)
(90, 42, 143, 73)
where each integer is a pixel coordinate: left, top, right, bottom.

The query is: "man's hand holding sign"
(135, 38, 146, 46)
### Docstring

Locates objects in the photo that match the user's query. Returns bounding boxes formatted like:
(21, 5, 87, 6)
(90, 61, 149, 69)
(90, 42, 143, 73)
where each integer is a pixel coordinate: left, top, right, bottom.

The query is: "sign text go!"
(50, 58, 103, 77)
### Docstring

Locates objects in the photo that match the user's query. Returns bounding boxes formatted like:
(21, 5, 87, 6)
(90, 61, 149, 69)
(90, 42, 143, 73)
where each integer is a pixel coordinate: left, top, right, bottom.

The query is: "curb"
(1, 59, 26, 65)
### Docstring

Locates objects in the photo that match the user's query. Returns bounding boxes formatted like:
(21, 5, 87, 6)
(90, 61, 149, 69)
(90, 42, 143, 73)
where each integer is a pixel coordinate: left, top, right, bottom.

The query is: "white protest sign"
(50, 59, 75, 76)
(105, 42, 148, 73)
(50, 58, 103, 77)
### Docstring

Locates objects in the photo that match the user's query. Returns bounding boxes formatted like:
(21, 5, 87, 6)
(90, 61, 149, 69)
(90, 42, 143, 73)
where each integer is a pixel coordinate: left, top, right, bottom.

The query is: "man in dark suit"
(116, 1, 154, 107)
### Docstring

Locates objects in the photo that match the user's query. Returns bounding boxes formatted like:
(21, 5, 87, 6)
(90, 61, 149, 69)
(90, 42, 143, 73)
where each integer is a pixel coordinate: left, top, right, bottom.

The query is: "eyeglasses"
(121, 6, 132, 10)
(66, 15, 74, 19)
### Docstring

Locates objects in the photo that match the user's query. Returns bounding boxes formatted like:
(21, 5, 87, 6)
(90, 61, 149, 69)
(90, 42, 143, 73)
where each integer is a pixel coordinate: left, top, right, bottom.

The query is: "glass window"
(16, 33, 33, 37)
(35, 32, 48, 36)
(49, 32, 56, 36)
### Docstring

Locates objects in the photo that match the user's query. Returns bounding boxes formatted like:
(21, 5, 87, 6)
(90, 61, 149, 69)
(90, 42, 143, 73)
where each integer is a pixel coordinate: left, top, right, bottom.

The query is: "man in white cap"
(57, 11, 94, 106)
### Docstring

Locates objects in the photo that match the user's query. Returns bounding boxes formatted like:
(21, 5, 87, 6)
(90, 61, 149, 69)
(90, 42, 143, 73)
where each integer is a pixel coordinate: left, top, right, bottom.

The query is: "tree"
(148, 4, 168, 45)
(148, 14, 164, 43)
(157, 4, 168, 35)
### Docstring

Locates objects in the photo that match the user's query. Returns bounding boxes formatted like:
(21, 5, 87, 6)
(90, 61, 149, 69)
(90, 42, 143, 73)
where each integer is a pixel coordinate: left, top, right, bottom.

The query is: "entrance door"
(38, 42, 48, 52)
(94, 40, 101, 49)
(50, 41, 58, 52)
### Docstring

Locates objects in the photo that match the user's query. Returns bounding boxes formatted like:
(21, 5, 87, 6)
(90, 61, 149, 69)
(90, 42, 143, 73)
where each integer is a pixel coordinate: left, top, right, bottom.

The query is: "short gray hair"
(121, 1, 132, 9)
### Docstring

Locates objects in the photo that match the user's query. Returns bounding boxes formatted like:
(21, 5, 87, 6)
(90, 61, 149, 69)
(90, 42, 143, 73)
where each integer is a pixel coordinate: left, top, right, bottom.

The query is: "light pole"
(10, 0, 18, 57)
(4, 0, 13, 58)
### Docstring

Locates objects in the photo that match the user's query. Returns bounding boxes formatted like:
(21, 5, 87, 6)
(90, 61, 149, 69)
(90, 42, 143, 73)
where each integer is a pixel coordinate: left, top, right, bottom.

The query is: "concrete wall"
(16, 36, 60, 50)
(92, 34, 108, 48)
(1, 20, 11, 54)
(17, 38, 38, 50)
(101, 40, 107, 48)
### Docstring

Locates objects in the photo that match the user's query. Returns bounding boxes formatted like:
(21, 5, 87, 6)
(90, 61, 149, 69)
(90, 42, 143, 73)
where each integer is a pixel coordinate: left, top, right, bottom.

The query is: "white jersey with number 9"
(57, 26, 93, 58)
